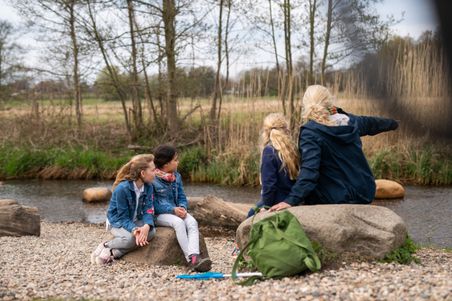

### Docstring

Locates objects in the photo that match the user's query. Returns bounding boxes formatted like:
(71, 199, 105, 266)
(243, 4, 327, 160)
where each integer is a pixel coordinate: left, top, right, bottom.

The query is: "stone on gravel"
(82, 187, 112, 203)
(236, 205, 407, 259)
(0, 199, 40, 237)
(375, 179, 405, 199)
(122, 227, 209, 266)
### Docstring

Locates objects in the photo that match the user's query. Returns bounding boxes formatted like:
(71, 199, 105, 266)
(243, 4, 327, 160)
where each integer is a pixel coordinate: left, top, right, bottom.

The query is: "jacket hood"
(302, 120, 358, 144)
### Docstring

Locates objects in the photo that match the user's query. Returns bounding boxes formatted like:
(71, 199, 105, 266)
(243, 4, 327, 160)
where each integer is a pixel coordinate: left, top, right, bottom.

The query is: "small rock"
(82, 187, 112, 203)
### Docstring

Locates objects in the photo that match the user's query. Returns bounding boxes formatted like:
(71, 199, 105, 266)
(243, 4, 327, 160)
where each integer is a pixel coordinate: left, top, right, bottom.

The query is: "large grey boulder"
(236, 205, 407, 259)
(0, 199, 40, 237)
(188, 196, 247, 230)
(122, 227, 209, 266)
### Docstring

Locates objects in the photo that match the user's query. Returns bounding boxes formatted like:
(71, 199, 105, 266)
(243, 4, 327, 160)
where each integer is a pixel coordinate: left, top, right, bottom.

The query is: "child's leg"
(156, 214, 190, 261)
(105, 227, 137, 259)
(183, 213, 199, 257)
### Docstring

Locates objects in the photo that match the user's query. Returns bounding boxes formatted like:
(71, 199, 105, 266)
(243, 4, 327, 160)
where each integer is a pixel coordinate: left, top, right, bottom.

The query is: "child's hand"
(134, 225, 150, 246)
(174, 207, 187, 218)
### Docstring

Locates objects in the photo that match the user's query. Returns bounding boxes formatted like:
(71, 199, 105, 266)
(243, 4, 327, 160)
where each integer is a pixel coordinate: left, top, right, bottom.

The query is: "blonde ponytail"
(260, 113, 299, 180)
(112, 154, 154, 190)
(302, 85, 335, 126)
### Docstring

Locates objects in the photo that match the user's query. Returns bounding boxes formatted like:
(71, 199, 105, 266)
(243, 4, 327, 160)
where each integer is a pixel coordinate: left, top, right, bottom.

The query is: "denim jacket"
(107, 180, 155, 233)
(153, 171, 188, 215)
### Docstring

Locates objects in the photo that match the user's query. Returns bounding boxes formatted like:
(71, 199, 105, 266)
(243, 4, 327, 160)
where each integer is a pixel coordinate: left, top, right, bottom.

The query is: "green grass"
(1, 143, 450, 186)
(369, 146, 452, 185)
(0, 146, 131, 179)
(381, 236, 420, 265)
(189, 150, 260, 186)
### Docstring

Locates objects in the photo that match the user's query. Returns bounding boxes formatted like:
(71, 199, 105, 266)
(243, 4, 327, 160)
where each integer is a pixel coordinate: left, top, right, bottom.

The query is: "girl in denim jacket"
(91, 156, 156, 264)
(153, 144, 212, 272)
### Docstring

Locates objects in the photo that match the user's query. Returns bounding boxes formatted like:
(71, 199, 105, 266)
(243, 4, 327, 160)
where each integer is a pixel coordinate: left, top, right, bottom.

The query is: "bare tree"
(162, 0, 180, 132)
(83, 0, 132, 137)
(210, 0, 224, 122)
(320, 0, 332, 84)
(308, 0, 318, 85)
(0, 20, 24, 102)
(68, 0, 83, 130)
(12, 0, 85, 130)
(126, 0, 143, 130)
(282, 0, 294, 124)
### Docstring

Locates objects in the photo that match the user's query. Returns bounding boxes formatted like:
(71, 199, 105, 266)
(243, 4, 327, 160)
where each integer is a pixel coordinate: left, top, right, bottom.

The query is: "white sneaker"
(95, 245, 114, 265)
(91, 242, 105, 264)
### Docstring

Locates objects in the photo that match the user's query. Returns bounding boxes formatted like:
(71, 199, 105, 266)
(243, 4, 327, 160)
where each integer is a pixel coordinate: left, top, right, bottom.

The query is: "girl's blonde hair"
(113, 154, 154, 190)
(261, 113, 299, 180)
(302, 85, 335, 126)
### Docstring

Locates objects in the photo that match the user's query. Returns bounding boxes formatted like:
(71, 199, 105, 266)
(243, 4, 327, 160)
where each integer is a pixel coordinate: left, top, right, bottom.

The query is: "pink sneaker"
(94, 245, 114, 265)
(91, 242, 106, 264)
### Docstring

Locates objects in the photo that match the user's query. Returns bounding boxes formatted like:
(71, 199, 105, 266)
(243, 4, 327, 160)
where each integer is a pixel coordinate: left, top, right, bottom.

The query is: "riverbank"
(1, 97, 451, 186)
(0, 222, 451, 300)
(0, 144, 451, 186)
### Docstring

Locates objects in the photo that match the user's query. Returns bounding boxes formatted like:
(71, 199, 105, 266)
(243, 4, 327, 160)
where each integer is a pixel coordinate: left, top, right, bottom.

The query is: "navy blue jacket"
(107, 180, 155, 233)
(153, 172, 188, 215)
(260, 145, 296, 206)
(285, 113, 398, 206)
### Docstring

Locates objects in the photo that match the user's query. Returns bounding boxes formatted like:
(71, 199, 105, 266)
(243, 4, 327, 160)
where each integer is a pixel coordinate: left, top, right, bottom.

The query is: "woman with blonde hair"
(248, 113, 299, 217)
(270, 85, 398, 211)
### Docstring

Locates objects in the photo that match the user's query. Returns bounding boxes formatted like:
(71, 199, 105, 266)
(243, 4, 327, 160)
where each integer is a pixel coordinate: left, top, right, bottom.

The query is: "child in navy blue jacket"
(270, 85, 399, 212)
(248, 113, 299, 217)
(91, 156, 156, 265)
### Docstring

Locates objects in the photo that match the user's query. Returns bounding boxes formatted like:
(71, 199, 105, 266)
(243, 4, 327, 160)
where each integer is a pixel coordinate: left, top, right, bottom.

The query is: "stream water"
(1, 180, 451, 248)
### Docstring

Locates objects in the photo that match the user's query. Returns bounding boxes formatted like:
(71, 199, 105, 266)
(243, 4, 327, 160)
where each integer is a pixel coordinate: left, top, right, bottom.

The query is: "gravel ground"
(0, 222, 451, 301)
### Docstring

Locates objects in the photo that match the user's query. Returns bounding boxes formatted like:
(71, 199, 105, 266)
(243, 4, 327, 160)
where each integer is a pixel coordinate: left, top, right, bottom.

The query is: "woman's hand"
(174, 207, 187, 219)
(269, 202, 292, 212)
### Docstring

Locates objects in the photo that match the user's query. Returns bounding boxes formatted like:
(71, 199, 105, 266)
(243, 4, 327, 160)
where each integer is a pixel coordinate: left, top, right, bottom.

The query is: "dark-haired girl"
(152, 144, 212, 272)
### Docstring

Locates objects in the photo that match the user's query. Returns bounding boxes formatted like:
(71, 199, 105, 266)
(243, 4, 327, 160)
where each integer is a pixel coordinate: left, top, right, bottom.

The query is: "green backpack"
(232, 210, 321, 283)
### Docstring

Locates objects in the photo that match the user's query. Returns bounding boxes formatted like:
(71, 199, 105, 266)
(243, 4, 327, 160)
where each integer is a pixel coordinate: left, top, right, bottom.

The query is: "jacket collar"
(126, 180, 149, 195)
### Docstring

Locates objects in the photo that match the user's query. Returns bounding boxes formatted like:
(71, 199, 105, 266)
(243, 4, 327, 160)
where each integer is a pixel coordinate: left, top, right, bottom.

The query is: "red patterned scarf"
(155, 168, 176, 182)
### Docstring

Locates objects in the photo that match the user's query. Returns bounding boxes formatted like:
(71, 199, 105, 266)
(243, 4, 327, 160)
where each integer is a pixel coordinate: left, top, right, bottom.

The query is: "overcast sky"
(0, 0, 439, 79)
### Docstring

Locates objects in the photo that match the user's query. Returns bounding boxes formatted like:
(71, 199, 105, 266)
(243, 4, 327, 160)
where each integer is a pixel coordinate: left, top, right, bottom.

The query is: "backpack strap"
(231, 209, 269, 284)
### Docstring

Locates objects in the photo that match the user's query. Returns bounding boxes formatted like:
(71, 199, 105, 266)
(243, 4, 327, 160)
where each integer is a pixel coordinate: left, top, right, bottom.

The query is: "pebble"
(0, 222, 451, 300)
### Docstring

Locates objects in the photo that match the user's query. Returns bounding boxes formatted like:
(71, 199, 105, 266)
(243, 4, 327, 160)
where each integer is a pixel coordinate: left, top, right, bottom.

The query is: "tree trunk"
(155, 25, 165, 118)
(283, 0, 294, 125)
(68, 0, 83, 132)
(219, 0, 231, 120)
(224, 0, 231, 88)
(269, 0, 282, 105)
(127, 0, 143, 131)
(133, 14, 159, 124)
(308, 0, 318, 85)
(163, 0, 179, 133)
(211, 0, 224, 122)
(321, 0, 333, 84)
